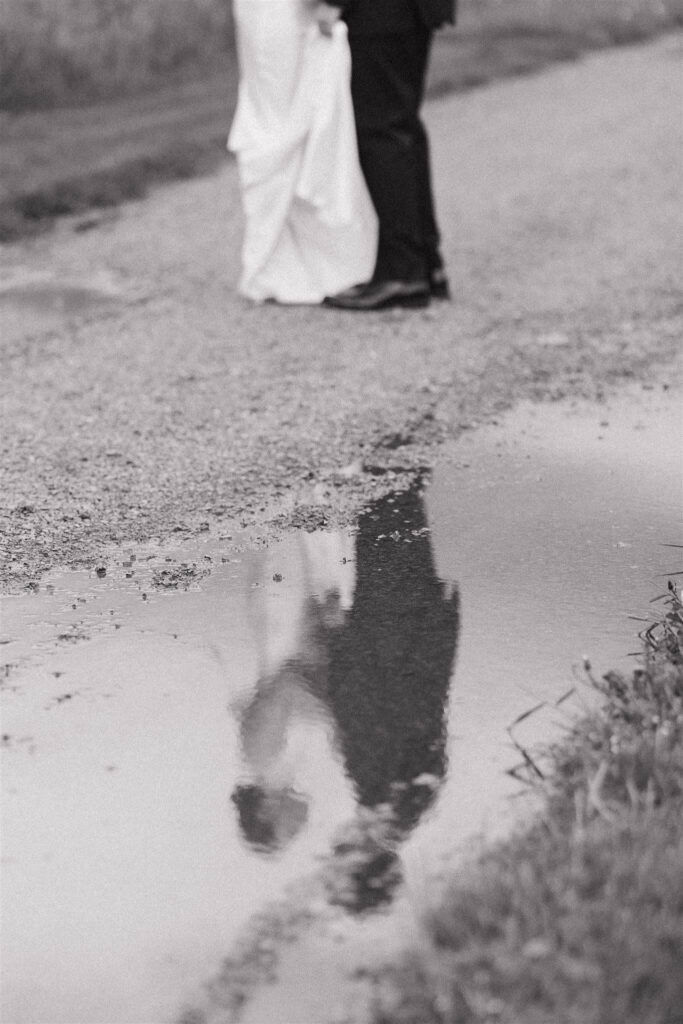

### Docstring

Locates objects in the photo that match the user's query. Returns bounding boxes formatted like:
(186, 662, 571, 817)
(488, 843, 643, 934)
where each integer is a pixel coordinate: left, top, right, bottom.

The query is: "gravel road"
(1, 35, 681, 593)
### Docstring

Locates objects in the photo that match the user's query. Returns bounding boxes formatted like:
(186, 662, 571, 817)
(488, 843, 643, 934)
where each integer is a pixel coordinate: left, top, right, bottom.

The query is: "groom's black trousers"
(348, 28, 442, 284)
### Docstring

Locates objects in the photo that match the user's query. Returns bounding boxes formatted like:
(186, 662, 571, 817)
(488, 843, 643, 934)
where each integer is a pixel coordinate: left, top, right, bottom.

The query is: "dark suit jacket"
(340, 0, 456, 35)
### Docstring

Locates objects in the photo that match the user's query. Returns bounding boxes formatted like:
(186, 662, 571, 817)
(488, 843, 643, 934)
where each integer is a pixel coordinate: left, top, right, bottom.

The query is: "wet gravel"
(1, 36, 681, 594)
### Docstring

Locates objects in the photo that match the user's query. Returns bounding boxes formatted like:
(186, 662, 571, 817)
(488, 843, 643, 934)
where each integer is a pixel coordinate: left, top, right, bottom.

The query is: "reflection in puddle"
(321, 487, 459, 911)
(1, 387, 680, 1024)
(1, 486, 458, 1024)
(230, 486, 459, 912)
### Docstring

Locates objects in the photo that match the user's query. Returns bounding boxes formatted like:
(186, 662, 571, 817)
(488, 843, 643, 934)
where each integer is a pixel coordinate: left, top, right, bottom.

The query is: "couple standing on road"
(229, 0, 456, 310)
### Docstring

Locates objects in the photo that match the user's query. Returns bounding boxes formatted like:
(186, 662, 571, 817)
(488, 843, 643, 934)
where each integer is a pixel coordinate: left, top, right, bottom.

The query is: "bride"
(229, 0, 378, 304)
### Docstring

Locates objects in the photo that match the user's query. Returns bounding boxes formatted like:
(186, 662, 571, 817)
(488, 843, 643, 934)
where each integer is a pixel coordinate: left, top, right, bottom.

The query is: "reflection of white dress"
(229, 0, 378, 303)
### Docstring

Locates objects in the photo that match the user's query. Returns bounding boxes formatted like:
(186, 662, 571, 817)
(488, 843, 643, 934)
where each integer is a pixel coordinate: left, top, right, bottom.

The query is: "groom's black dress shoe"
(324, 279, 430, 311)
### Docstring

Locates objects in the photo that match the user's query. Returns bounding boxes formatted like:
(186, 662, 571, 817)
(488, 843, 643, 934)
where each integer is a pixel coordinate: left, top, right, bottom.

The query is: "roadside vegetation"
(0, 0, 233, 110)
(2, 0, 680, 112)
(1, 0, 682, 241)
(372, 578, 683, 1024)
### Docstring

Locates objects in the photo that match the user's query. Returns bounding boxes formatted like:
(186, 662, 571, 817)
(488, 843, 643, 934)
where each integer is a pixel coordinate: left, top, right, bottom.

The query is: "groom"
(318, 0, 457, 311)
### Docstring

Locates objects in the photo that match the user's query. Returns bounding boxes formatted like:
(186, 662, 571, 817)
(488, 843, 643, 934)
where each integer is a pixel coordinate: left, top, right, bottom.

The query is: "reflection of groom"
(318, 0, 457, 311)
(327, 484, 460, 834)
(323, 483, 460, 910)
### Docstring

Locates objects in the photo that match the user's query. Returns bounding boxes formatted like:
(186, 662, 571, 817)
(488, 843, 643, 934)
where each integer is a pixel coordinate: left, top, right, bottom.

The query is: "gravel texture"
(1, 36, 681, 594)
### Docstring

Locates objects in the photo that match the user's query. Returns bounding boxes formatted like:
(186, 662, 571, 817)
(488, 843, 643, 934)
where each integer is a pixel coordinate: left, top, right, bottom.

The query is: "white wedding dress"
(229, 0, 378, 304)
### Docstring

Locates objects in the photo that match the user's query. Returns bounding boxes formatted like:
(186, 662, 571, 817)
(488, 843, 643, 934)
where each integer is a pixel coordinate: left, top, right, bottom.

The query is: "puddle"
(1, 386, 680, 1024)
(0, 273, 125, 342)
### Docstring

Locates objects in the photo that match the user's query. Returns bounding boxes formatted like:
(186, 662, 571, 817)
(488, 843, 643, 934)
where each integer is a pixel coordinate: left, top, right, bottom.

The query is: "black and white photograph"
(1, 2, 682, 1022)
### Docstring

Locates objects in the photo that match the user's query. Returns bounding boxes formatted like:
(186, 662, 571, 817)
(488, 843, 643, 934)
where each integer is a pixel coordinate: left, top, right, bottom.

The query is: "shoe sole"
(326, 292, 430, 311)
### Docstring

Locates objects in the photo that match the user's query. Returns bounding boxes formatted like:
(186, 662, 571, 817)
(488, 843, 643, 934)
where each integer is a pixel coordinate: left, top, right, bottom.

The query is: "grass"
(370, 579, 683, 1024)
(1, 0, 682, 241)
(0, 0, 234, 111)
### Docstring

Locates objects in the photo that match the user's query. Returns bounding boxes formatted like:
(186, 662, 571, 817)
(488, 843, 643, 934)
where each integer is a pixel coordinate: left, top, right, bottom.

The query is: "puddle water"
(0, 274, 125, 342)
(1, 386, 680, 1024)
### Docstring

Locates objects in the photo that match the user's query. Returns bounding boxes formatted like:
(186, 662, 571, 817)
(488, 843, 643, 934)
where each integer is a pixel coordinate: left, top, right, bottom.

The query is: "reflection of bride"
(232, 531, 356, 852)
(229, 0, 378, 304)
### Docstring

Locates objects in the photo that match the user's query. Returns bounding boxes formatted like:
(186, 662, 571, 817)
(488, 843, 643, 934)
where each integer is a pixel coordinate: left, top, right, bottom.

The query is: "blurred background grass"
(1, 0, 681, 110)
(1, 0, 681, 239)
(0, 0, 234, 110)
